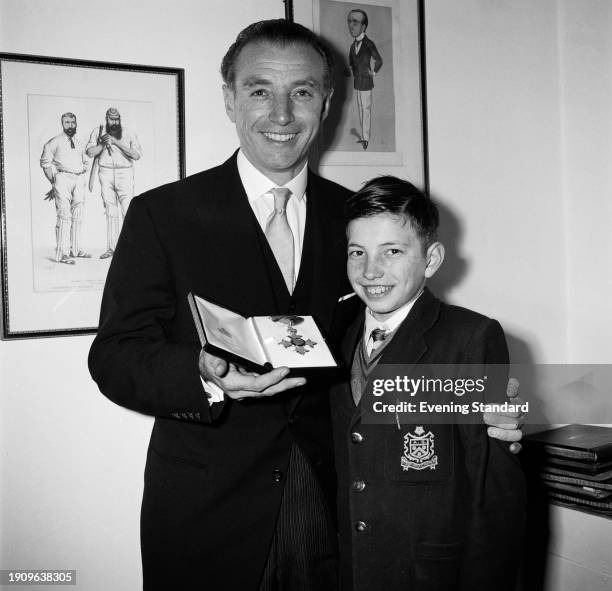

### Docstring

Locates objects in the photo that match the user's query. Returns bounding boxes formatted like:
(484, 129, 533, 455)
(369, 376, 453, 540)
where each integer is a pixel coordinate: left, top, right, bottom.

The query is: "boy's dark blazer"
(331, 288, 526, 591)
(89, 152, 352, 589)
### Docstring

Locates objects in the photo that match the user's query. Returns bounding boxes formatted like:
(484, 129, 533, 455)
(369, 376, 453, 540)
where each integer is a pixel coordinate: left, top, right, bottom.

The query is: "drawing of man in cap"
(86, 107, 142, 259)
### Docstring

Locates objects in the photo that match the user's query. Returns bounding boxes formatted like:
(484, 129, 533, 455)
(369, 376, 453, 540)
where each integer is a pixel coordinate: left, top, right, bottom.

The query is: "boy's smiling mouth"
(363, 285, 392, 297)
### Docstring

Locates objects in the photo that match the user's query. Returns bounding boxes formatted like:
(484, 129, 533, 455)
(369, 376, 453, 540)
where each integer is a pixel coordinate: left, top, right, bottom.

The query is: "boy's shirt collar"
(363, 288, 424, 340)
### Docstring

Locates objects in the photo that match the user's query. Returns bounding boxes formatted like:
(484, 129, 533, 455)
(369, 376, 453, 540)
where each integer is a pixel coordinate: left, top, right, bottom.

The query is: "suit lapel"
(287, 171, 347, 418)
(303, 171, 348, 329)
(341, 314, 365, 425)
(342, 313, 364, 368)
(377, 289, 441, 367)
(194, 153, 286, 315)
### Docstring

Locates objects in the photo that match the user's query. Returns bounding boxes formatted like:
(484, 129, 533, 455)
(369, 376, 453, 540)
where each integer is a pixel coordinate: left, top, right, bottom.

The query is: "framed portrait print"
(0, 53, 185, 339)
(292, 0, 427, 185)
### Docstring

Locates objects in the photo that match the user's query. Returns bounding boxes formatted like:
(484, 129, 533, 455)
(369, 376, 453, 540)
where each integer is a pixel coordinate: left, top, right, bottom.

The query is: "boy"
(331, 176, 526, 591)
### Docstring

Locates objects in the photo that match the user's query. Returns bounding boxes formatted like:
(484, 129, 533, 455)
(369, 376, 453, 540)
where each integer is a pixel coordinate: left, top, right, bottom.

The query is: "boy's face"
(347, 213, 443, 322)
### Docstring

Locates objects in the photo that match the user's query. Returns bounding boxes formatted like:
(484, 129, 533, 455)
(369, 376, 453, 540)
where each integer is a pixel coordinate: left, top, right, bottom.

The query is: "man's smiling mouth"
(263, 132, 297, 142)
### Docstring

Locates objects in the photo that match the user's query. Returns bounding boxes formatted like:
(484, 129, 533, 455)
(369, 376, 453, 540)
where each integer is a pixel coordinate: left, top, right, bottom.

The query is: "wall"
(560, 0, 612, 364)
(1, 1, 611, 590)
(550, 1, 612, 588)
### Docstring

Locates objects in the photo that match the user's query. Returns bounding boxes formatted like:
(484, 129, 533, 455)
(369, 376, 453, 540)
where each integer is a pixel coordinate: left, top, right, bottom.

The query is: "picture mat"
(1, 58, 182, 334)
(28, 93, 154, 293)
(295, 0, 425, 181)
(318, 0, 396, 153)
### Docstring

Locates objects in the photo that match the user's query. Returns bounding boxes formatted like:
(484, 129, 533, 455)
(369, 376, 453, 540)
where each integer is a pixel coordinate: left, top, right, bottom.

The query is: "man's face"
(347, 213, 441, 321)
(347, 12, 366, 38)
(223, 41, 331, 185)
(62, 116, 77, 136)
(106, 115, 121, 131)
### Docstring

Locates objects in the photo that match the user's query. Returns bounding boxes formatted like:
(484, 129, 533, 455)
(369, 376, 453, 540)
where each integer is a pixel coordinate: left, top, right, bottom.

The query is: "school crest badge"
(401, 425, 438, 471)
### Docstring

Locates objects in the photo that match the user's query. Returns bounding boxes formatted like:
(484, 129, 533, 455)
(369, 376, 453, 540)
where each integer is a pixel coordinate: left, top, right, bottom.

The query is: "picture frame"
(291, 0, 428, 187)
(0, 53, 185, 339)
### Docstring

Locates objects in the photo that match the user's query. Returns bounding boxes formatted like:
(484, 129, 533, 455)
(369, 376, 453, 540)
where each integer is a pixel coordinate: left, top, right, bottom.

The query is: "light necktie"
(367, 327, 388, 357)
(265, 187, 294, 292)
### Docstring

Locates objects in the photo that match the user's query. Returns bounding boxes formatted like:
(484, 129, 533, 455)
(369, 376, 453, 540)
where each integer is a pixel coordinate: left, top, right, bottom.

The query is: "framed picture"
(0, 54, 185, 339)
(291, 0, 427, 184)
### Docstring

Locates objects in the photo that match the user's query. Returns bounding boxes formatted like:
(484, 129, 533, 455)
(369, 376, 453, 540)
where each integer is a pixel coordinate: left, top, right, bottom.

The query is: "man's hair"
(221, 19, 334, 93)
(349, 9, 368, 29)
(345, 176, 439, 251)
(61, 112, 76, 121)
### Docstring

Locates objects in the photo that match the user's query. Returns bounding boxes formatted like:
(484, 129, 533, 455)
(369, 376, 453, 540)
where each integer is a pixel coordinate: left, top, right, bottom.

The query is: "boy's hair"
(345, 176, 439, 251)
(221, 19, 334, 93)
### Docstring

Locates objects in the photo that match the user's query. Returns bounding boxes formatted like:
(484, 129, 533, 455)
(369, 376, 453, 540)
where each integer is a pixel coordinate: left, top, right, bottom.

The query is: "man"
(347, 9, 383, 150)
(332, 177, 525, 590)
(89, 20, 522, 591)
(40, 112, 90, 264)
(86, 107, 142, 259)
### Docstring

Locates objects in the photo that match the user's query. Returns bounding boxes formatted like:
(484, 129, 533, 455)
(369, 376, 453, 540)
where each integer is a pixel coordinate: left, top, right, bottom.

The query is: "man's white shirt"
(40, 133, 88, 176)
(354, 32, 365, 54)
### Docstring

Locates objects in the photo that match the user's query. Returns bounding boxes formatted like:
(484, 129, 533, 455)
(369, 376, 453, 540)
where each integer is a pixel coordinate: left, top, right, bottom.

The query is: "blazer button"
(354, 521, 368, 532)
(272, 469, 283, 482)
(351, 432, 364, 444)
(352, 480, 366, 492)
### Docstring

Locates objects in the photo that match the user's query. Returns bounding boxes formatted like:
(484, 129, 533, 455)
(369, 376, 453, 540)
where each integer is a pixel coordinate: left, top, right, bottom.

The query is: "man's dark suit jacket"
(331, 288, 526, 591)
(89, 153, 352, 589)
(349, 35, 383, 91)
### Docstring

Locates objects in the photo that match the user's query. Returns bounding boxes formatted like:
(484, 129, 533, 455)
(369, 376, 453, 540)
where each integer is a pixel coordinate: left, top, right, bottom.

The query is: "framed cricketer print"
(0, 53, 185, 339)
(291, 0, 427, 183)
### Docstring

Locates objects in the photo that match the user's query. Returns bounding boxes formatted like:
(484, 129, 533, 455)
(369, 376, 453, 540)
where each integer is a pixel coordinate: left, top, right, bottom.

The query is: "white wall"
(551, 2, 612, 588)
(560, 0, 612, 364)
(425, 0, 568, 363)
(1, 1, 611, 590)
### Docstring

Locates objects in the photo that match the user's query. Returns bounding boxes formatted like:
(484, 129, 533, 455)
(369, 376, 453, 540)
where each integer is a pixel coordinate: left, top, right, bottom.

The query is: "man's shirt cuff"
(199, 376, 224, 403)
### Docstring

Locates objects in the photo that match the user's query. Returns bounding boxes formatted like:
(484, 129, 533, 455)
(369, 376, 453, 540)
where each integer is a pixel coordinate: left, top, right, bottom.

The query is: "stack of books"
(524, 424, 612, 516)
